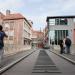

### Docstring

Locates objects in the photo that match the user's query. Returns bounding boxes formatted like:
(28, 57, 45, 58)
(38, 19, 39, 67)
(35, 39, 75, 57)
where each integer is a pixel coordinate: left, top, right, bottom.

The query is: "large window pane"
(55, 18, 68, 25)
(49, 31, 55, 44)
(49, 19, 55, 25)
(60, 18, 67, 25)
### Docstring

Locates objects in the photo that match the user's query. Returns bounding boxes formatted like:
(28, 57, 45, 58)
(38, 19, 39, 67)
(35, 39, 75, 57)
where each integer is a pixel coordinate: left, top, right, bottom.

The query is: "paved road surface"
(1, 49, 75, 75)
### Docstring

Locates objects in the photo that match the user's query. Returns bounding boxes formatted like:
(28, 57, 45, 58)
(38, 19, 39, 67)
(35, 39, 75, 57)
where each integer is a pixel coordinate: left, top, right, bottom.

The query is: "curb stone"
(49, 50, 75, 65)
(0, 50, 35, 74)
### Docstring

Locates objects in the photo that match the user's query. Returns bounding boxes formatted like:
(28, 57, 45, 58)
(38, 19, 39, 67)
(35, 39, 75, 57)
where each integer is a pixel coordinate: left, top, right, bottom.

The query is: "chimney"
(6, 10, 10, 15)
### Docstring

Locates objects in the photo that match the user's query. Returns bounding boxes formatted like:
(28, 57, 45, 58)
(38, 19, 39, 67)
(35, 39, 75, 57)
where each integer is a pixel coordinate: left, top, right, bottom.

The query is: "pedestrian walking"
(65, 37, 71, 54)
(52, 41, 54, 49)
(63, 38, 66, 53)
(0, 25, 8, 66)
(59, 40, 64, 54)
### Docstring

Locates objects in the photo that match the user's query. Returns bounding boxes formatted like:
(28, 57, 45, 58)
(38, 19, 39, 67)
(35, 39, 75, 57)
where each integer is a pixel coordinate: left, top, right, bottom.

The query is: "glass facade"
(56, 18, 67, 25)
(55, 30, 68, 45)
(49, 18, 68, 25)
(49, 30, 68, 45)
(49, 19, 55, 25)
(48, 18, 69, 45)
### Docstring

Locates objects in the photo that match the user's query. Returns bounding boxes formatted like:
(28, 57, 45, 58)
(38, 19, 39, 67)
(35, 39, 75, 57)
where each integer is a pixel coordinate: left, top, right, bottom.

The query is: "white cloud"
(61, 0, 75, 11)
(23, 0, 75, 30)
(26, 15, 46, 30)
(27, 0, 43, 3)
(0, 0, 24, 12)
(0, 0, 75, 30)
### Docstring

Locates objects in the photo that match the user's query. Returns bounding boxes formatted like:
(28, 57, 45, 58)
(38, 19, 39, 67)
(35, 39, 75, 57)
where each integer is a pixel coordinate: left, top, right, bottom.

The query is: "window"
(60, 18, 67, 25)
(9, 31, 14, 36)
(4, 23, 10, 31)
(54, 30, 68, 45)
(4, 27, 9, 31)
(49, 19, 55, 25)
(10, 22, 14, 30)
(55, 18, 59, 25)
(55, 18, 67, 25)
(9, 36, 13, 40)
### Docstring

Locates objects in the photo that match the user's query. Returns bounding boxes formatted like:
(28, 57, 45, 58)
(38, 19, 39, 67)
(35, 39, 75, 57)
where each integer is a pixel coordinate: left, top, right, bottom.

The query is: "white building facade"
(46, 16, 75, 54)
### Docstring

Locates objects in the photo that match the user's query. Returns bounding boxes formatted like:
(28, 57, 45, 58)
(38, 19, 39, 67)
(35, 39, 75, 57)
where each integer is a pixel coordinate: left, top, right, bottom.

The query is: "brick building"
(0, 10, 32, 54)
(31, 29, 44, 48)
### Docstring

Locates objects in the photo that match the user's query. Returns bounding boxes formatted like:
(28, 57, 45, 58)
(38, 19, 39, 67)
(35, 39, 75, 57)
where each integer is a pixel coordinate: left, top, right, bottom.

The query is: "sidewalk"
(50, 48, 75, 64)
(0, 49, 35, 69)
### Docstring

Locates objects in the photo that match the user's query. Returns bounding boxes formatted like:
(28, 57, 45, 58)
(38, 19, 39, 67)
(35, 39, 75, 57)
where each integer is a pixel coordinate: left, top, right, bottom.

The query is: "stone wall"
(4, 44, 31, 56)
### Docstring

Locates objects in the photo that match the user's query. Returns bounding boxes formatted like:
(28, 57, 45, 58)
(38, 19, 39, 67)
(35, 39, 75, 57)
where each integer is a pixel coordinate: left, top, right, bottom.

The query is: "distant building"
(31, 29, 44, 48)
(43, 26, 49, 48)
(0, 10, 32, 50)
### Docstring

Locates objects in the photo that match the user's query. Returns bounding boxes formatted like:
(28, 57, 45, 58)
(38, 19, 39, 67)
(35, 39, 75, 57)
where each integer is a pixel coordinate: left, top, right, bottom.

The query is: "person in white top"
(63, 38, 66, 53)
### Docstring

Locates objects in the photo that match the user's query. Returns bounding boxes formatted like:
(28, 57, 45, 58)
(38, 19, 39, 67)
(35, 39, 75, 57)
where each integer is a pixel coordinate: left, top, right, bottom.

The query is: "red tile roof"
(3, 13, 25, 20)
(32, 29, 44, 38)
(0, 12, 32, 27)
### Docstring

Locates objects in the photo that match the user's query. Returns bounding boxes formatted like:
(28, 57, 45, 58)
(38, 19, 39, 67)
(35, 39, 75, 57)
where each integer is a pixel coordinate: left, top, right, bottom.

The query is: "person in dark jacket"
(65, 37, 71, 54)
(0, 25, 8, 66)
(59, 40, 64, 54)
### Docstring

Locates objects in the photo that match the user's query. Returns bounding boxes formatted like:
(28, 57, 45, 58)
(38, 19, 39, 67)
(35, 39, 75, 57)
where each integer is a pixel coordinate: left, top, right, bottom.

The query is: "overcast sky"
(0, 0, 75, 30)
